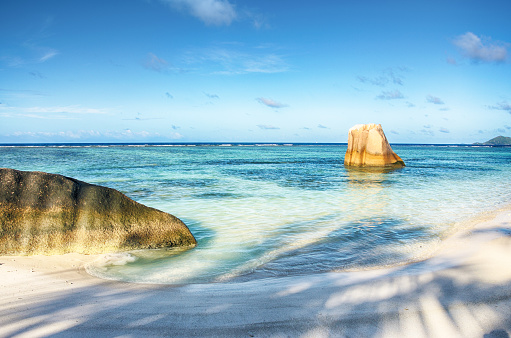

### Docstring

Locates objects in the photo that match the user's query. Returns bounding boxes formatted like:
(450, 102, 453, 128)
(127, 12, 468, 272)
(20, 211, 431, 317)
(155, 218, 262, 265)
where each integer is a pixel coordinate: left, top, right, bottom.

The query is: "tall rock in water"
(0, 168, 197, 255)
(344, 124, 405, 167)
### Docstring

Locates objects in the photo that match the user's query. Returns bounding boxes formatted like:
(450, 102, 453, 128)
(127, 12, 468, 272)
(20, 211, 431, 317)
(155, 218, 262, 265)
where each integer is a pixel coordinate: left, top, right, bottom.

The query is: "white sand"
(2, 206, 511, 337)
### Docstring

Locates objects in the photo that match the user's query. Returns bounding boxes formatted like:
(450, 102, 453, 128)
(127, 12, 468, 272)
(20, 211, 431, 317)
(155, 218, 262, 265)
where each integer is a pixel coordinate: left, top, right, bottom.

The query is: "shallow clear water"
(2, 144, 511, 284)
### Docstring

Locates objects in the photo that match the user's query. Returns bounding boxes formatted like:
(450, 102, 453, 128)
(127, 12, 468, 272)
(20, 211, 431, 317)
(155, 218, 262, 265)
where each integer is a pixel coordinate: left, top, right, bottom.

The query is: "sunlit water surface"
(2, 144, 510, 284)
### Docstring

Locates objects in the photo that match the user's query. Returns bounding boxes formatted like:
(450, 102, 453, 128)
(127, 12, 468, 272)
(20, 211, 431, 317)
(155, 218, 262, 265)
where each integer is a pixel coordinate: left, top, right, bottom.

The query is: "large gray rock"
(0, 168, 196, 255)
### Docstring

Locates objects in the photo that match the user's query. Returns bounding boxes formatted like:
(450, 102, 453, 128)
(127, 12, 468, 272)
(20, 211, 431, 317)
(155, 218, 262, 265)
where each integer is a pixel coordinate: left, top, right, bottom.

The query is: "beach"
(2, 205, 511, 337)
(3, 0, 511, 335)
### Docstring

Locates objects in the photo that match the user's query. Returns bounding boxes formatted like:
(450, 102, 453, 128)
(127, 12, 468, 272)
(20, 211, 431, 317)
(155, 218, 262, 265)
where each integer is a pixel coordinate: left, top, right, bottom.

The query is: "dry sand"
(2, 206, 511, 337)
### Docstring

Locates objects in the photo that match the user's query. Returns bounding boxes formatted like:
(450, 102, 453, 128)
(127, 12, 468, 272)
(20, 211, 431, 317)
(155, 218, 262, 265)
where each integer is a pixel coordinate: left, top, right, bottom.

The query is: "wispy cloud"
(0, 88, 46, 98)
(358, 75, 388, 87)
(25, 106, 108, 114)
(453, 32, 508, 63)
(165, 92, 174, 99)
(122, 115, 164, 121)
(243, 54, 288, 73)
(317, 124, 329, 129)
(5, 129, 184, 141)
(144, 53, 170, 72)
(39, 48, 59, 62)
(161, 0, 237, 26)
(0, 105, 110, 119)
(204, 92, 219, 99)
(256, 97, 288, 109)
(446, 57, 457, 65)
(183, 45, 289, 75)
(257, 124, 280, 130)
(243, 9, 270, 29)
(376, 90, 404, 100)
(2, 47, 58, 67)
(488, 101, 511, 114)
(29, 71, 45, 79)
(426, 95, 445, 105)
(421, 128, 434, 136)
(358, 68, 407, 87)
(7, 130, 102, 139)
(439, 127, 450, 134)
(1, 16, 59, 68)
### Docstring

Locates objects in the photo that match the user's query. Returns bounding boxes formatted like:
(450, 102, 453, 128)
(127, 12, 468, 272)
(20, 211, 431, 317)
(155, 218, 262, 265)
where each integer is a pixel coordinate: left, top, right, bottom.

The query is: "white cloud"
(162, 0, 236, 26)
(39, 48, 59, 62)
(439, 127, 450, 134)
(453, 32, 508, 63)
(376, 90, 404, 100)
(426, 95, 444, 105)
(256, 97, 288, 109)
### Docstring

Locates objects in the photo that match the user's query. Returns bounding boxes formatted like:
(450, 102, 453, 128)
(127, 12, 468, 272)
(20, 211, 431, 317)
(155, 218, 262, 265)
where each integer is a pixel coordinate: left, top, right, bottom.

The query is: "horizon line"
(0, 141, 505, 147)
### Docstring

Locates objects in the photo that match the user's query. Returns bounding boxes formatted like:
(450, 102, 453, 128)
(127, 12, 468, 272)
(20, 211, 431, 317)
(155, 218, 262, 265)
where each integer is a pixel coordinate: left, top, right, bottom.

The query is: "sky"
(1, 0, 511, 144)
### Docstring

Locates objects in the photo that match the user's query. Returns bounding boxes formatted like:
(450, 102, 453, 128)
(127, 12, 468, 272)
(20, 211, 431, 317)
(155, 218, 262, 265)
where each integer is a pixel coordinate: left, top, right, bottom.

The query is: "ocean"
(1, 143, 510, 284)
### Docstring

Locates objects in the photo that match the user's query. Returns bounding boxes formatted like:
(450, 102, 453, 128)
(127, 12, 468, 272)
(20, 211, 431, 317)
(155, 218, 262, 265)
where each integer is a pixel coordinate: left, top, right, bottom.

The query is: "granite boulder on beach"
(0, 168, 196, 255)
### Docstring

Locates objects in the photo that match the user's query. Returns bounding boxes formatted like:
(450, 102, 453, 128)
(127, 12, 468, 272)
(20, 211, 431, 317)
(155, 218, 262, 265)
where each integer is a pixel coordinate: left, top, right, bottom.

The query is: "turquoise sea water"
(2, 143, 511, 284)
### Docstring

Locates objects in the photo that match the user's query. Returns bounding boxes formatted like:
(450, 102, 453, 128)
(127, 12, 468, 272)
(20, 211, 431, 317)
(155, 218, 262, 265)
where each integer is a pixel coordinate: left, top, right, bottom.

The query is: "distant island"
(474, 136, 511, 146)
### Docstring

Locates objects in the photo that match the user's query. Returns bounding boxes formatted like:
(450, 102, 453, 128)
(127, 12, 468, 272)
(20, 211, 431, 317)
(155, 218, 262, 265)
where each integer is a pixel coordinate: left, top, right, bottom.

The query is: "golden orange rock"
(344, 124, 405, 167)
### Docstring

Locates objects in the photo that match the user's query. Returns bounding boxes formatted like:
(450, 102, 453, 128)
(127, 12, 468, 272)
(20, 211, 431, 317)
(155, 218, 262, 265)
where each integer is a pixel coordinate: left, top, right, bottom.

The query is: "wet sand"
(1, 206, 511, 337)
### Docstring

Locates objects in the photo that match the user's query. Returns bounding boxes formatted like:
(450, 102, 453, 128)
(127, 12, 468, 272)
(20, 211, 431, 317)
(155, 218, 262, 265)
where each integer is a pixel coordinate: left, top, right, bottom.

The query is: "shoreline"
(2, 205, 511, 337)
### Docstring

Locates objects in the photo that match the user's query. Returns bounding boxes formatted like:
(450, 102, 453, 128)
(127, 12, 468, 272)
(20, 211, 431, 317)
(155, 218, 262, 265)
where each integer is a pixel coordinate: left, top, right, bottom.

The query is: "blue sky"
(1, 0, 510, 144)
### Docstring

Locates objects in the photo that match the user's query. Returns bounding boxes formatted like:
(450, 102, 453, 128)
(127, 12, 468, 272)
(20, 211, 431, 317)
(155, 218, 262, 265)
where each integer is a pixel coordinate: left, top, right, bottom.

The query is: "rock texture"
(344, 124, 405, 167)
(0, 168, 196, 255)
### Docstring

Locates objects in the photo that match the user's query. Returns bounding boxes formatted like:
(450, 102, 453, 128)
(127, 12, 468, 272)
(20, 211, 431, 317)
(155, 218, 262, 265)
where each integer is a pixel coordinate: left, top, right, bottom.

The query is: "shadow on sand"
(2, 220, 511, 337)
